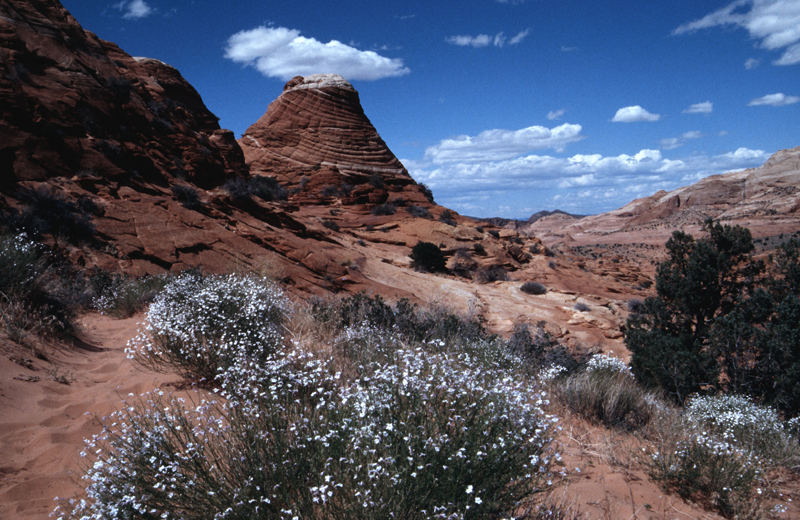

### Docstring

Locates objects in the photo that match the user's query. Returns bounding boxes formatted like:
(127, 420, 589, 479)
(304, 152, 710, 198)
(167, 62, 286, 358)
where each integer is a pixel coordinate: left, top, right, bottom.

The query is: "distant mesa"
(239, 74, 432, 207)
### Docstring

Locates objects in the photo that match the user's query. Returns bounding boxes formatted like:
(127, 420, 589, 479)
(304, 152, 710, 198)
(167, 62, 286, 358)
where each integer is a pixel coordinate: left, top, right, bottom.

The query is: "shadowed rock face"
(239, 74, 431, 207)
(0, 0, 246, 188)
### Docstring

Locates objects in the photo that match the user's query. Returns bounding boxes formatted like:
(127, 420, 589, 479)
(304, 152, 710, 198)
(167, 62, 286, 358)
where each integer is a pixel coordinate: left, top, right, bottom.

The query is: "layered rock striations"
(0, 0, 246, 187)
(239, 74, 432, 207)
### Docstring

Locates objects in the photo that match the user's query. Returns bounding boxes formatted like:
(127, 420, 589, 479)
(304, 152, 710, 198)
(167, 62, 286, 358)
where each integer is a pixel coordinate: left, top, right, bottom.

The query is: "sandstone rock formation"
(0, 0, 246, 188)
(526, 146, 800, 248)
(239, 74, 432, 208)
(0, 0, 672, 351)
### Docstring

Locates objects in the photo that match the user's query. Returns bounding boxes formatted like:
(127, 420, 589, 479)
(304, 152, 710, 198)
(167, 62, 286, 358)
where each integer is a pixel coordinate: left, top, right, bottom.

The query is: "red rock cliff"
(0, 0, 246, 188)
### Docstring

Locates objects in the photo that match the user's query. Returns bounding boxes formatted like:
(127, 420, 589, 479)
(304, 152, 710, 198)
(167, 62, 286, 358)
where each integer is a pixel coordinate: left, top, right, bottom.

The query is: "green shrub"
(626, 222, 800, 414)
(410, 241, 447, 272)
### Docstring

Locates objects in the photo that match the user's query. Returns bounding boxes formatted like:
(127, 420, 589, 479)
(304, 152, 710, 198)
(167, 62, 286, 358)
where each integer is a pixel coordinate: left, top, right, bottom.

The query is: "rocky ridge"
(526, 146, 800, 248)
(0, 0, 246, 188)
(2, 0, 609, 346)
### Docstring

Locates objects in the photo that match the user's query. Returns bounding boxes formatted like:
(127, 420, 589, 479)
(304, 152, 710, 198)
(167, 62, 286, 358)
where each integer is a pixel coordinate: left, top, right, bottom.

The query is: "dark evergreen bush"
(521, 281, 547, 295)
(410, 241, 447, 272)
(625, 221, 800, 414)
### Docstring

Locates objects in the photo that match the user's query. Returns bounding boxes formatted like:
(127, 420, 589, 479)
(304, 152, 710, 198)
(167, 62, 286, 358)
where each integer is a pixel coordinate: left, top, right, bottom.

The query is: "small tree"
(410, 241, 446, 272)
(625, 220, 762, 403)
(626, 222, 800, 415)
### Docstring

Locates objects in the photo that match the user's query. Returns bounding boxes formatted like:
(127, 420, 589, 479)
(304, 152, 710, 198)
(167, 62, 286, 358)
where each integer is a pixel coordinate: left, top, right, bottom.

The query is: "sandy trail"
(0, 313, 174, 520)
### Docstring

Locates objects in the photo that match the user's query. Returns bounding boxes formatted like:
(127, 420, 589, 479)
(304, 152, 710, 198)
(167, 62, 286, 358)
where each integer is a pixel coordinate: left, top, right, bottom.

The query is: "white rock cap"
(284, 74, 355, 92)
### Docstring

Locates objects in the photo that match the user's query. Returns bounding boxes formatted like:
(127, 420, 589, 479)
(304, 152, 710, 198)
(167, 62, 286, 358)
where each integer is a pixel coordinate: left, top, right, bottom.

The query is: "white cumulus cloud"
(611, 105, 661, 122)
(423, 123, 584, 164)
(674, 0, 800, 66)
(748, 92, 800, 106)
(683, 101, 713, 114)
(446, 29, 529, 48)
(224, 26, 410, 81)
(115, 0, 152, 19)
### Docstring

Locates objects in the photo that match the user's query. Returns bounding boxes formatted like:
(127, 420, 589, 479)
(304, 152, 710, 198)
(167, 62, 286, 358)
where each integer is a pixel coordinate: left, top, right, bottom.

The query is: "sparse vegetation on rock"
(171, 184, 202, 209)
(371, 202, 396, 215)
(224, 175, 287, 202)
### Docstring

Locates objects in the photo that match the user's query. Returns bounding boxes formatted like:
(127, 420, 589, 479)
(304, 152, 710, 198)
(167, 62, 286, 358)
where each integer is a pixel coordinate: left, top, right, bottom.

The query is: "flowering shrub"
(647, 395, 800, 517)
(538, 364, 568, 382)
(58, 277, 560, 519)
(585, 353, 632, 377)
(650, 433, 764, 518)
(58, 343, 558, 519)
(126, 272, 291, 383)
(685, 394, 799, 466)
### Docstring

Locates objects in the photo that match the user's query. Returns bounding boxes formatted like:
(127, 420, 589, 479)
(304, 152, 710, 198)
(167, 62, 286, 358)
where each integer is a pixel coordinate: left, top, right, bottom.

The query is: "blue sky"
(63, 0, 799, 217)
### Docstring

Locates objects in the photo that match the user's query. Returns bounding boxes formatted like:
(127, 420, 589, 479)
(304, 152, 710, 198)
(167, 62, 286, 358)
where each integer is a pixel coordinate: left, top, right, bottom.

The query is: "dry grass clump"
(92, 273, 170, 318)
(553, 354, 658, 432)
(0, 232, 75, 341)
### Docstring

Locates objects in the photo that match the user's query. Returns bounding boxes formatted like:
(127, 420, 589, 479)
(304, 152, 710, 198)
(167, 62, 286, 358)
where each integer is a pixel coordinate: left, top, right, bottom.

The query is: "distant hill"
(527, 209, 586, 224)
(525, 146, 800, 246)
